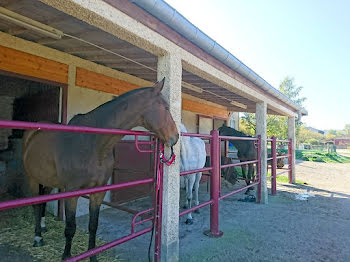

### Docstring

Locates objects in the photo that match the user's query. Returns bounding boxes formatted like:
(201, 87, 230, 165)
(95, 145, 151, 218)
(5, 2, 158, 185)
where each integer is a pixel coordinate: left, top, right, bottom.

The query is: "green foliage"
(279, 77, 306, 107)
(275, 175, 307, 185)
(298, 126, 324, 144)
(239, 113, 255, 136)
(239, 76, 306, 140)
(344, 124, 350, 135)
(294, 150, 350, 163)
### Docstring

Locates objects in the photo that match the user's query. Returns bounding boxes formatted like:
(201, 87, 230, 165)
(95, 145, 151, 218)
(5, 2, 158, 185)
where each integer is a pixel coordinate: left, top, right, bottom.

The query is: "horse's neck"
(87, 98, 142, 130)
(225, 130, 246, 151)
(71, 95, 145, 161)
(229, 129, 243, 137)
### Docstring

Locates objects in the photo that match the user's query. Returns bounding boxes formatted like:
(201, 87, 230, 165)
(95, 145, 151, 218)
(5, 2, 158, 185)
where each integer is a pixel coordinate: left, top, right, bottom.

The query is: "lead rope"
(148, 141, 160, 262)
(148, 145, 176, 262)
(159, 146, 176, 166)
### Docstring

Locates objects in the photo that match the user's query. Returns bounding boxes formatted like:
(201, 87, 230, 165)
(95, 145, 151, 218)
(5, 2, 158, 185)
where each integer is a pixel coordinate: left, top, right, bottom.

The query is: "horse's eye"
(165, 106, 170, 110)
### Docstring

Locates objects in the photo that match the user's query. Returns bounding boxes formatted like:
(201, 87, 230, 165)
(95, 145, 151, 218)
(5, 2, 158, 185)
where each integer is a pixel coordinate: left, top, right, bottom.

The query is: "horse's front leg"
(28, 179, 44, 247)
(88, 192, 106, 262)
(62, 196, 79, 261)
(193, 172, 202, 214)
(185, 175, 195, 225)
(241, 163, 251, 194)
(241, 163, 249, 186)
(183, 176, 189, 209)
(40, 186, 52, 233)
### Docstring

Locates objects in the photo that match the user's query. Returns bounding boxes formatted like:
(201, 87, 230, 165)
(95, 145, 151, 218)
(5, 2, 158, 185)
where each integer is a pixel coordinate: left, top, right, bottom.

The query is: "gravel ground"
(77, 160, 350, 262)
(178, 160, 350, 262)
(1, 160, 350, 262)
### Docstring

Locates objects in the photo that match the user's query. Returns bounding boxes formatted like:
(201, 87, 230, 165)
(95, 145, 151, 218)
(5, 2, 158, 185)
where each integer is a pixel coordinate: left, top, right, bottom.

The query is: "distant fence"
(297, 144, 348, 151)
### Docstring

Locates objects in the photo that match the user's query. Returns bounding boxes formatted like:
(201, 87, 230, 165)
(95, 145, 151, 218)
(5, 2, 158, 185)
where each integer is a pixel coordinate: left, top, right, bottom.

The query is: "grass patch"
(296, 150, 350, 163)
(279, 149, 350, 163)
(275, 175, 307, 185)
(0, 195, 119, 262)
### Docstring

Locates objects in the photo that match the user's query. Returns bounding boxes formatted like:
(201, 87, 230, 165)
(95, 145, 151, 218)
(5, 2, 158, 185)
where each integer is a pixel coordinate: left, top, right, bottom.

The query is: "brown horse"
(22, 79, 179, 261)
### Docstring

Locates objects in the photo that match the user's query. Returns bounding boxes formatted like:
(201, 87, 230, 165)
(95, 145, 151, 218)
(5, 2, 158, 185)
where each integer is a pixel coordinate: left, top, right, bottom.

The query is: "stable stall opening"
(0, 73, 62, 198)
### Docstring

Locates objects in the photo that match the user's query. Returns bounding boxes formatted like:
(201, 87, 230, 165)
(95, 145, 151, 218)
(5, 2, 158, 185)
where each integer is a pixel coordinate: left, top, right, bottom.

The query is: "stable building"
(0, 1, 307, 261)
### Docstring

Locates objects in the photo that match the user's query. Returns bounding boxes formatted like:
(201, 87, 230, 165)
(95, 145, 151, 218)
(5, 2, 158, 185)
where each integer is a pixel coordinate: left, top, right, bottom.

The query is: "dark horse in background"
(22, 79, 179, 261)
(218, 124, 257, 193)
(218, 125, 285, 192)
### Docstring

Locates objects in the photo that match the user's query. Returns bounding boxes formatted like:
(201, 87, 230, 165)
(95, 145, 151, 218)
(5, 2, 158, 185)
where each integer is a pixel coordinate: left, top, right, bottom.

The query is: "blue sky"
(166, 0, 350, 131)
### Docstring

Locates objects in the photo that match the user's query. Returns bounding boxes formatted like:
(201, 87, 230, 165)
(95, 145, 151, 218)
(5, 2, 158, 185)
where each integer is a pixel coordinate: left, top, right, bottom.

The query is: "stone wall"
(0, 96, 14, 150)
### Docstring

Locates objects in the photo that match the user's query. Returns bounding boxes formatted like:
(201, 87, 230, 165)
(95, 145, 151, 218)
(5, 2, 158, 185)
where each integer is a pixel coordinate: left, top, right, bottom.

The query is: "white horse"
(180, 123, 206, 224)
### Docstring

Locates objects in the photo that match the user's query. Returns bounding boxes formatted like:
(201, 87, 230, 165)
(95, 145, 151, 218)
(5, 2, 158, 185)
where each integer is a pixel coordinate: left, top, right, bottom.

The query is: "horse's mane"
(69, 86, 153, 124)
(111, 86, 151, 101)
(220, 125, 251, 137)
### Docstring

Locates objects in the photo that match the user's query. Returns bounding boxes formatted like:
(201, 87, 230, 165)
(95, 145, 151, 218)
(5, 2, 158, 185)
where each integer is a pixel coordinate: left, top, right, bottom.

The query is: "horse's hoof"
(90, 255, 98, 262)
(244, 188, 252, 194)
(33, 239, 44, 247)
(185, 219, 193, 225)
(41, 227, 47, 233)
(194, 209, 200, 214)
(183, 205, 188, 209)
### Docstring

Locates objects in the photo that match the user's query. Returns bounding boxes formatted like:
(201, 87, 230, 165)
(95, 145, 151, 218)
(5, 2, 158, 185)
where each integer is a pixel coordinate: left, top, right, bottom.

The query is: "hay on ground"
(0, 194, 119, 262)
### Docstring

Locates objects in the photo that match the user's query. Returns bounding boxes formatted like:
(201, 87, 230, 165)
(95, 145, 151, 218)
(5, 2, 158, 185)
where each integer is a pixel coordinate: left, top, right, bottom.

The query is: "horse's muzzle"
(167, 133, 179, 147)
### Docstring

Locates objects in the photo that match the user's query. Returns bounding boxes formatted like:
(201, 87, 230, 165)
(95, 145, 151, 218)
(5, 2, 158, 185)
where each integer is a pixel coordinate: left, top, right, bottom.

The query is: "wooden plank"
(76, 67, 140, 94)
(0, 45, 68, 84)
(76, 67, 227, 117)
(182, 98, 229, 119)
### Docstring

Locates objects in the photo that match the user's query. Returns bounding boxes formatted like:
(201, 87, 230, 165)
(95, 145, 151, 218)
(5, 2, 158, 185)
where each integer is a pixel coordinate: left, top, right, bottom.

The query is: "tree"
(240, 114, 255, 136)
(239, 76, 306, 141)
(344, 124, 350, 135)
(298, 126, 324, 145)
(279, 77, 306, 107)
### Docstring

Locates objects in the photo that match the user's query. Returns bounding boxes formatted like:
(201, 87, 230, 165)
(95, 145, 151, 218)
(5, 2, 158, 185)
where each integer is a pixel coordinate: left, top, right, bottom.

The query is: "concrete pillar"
(256, 102, 268, 204)
(288, 116, 296, 183)
(157, 53, 182, 262)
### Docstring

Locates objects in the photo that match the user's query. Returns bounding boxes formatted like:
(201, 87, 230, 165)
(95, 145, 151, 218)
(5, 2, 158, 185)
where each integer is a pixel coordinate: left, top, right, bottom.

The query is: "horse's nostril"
(169, 135, 178, 146)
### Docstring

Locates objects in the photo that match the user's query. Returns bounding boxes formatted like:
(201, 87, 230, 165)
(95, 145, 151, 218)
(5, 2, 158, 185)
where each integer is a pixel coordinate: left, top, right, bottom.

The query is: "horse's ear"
(153, 77, 165, 93)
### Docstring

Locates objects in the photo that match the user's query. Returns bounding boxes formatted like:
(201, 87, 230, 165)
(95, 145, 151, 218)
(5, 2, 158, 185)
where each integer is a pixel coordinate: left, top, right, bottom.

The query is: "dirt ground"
(2, 160, 350, 261)
(74, 160, 350, 262)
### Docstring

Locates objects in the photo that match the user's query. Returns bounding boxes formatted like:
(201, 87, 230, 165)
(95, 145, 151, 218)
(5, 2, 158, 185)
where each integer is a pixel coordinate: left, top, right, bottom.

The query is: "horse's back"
(181, 136, 206, 172)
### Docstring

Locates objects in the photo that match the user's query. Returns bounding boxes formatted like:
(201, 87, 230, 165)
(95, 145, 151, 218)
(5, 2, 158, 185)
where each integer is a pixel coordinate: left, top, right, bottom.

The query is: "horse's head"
(218, 124, 232, 136)
(140, 78, 179, 147)
(218, 124, 247, 137)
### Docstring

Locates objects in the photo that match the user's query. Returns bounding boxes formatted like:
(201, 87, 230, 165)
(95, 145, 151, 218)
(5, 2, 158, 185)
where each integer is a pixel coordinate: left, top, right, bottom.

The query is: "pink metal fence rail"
(218, 134, 261, 203)
(0, 119, 163, 262)
(179, 132, 214, 219)
(179, 130, 261, 238)
(268, 136, 293, 195)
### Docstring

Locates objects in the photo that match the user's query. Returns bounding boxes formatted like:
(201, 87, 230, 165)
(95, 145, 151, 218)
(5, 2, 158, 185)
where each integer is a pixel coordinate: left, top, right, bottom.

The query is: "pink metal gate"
(0, 120, 164, 262)
(267, 136, 293, 195)
(179, 130, 261, 237)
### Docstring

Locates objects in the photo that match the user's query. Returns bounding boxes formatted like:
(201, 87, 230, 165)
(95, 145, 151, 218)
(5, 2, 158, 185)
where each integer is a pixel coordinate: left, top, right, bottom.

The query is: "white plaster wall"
(199, 117, 213, 135)
(181, 110, 197, 133)
(67, 85, 114, 122)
